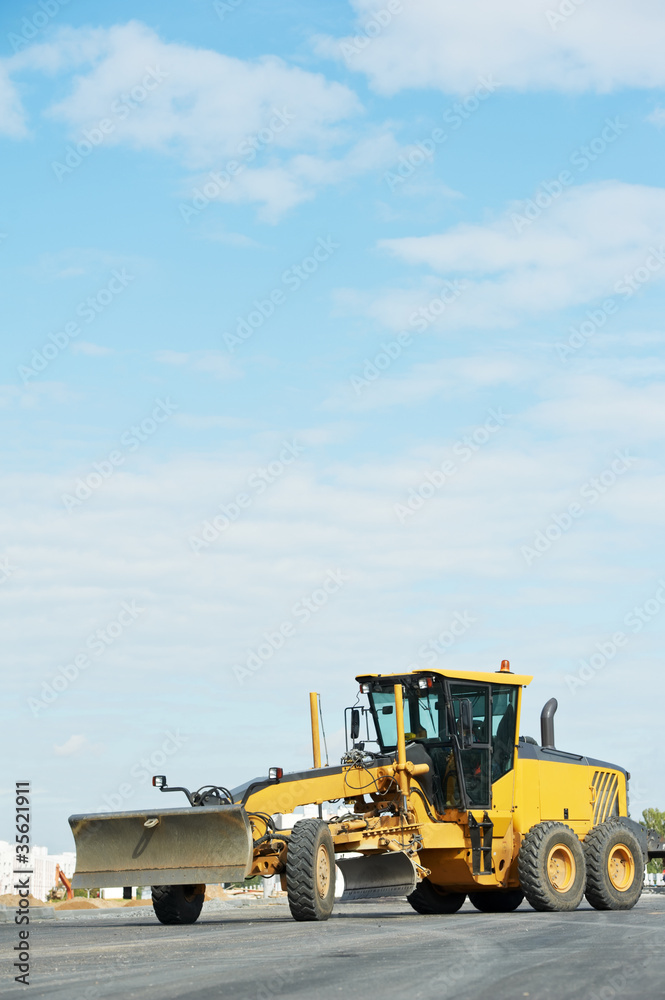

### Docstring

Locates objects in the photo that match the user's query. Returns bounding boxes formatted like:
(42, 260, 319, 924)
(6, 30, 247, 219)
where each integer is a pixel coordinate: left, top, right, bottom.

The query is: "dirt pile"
(0, 893, 46, 908)
(205, 885, 231, 901)
(53, 897, 154, 910)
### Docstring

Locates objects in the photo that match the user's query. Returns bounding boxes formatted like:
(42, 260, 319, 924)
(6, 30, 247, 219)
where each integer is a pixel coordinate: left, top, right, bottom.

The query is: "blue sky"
(2, 0, 665, 851)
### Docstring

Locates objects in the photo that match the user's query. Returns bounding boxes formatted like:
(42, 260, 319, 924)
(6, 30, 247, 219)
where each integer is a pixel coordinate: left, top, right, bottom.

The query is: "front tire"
(518, 822, 586, 912)
(583, 819, 644, 910)
(151, 884, 205, 925)
(468, 889, 524, 912)
(407, 879, 466, 914)
(286, 819, 336, 922)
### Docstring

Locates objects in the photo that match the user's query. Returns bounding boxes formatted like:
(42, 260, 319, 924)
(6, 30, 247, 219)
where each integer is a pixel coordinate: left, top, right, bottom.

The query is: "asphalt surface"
(2, 893, 664, 1000)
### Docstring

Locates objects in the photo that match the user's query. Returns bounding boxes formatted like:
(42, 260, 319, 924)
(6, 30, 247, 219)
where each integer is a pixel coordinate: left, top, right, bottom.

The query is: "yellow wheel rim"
(547, 844, 576, 892)
(607, 844, 635, 891)
(316, 844, 331, 898)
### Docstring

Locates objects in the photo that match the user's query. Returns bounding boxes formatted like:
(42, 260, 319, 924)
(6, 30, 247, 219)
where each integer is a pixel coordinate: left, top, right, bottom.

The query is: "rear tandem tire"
(407, 879, 466, 914)
(151, 884, 205, 925)
(286, 819, 336, 922)
(583, 819, 644, 911)
(518, 822, 586, 912)
(468, 889, 524, 912)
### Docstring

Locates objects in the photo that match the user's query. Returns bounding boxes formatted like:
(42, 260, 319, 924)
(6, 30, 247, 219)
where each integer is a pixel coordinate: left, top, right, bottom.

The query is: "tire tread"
(583, 818, 644, 911)
(151, 884, 204, 925)
(286, 819, 335, 922)
(518, 821, 585, 912)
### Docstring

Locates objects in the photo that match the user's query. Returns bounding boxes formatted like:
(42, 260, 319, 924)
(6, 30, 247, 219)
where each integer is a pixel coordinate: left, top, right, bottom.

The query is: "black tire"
(468, 889, 524, 912)
(518, 822, 586, 912)
(407, 879, 466, 914)
(583, 819, 644, 911)
(151, 884, 205, 925)
(286, 819, 336, 922)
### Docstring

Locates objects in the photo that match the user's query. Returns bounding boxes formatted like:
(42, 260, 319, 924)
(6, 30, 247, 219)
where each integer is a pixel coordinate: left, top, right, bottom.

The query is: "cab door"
(448, 681, 492, 809)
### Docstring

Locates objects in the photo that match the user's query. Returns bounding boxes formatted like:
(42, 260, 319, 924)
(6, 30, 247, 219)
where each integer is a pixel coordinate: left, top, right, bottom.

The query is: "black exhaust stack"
(540, 698, 558, 749)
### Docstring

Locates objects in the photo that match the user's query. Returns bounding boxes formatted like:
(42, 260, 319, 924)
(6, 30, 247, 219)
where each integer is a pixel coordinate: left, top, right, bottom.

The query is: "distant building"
(0, 841, 76, 901)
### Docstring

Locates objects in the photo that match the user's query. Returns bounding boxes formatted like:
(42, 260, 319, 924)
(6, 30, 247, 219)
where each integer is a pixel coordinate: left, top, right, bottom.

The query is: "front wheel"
(407, 879, 466, 914)
(584, 820, 644, 910)
(286, 819, 336, 921)
(151, 884, 205, 925)
(468, 889, 524, 912)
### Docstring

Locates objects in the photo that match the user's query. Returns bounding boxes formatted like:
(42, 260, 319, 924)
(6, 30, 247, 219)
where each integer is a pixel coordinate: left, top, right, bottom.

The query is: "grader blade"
(68, 805, 253, 888)
(337, 852, 417, 901)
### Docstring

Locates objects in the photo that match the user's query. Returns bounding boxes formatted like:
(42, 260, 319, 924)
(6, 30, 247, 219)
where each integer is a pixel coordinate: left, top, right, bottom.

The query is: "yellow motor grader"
(69, 662, 662, 923)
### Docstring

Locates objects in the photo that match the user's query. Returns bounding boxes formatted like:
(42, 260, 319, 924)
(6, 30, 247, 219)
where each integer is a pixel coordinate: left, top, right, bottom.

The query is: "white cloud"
(54, 734, 92, 756)
(182, 128, 402, 222)
(326, 354, 534, 411)
(154, 349, 239, 381)
(174, 414, 256, 430)
(70, 342, 114, 357)
(0, 382, 77, 409)
(529, 374, 665, 440)
(200, 230, 265, 249)
(3, 21, 404, 219)
(318, 0, 665, 95)
(0, 60, 27, 137)
(367, 182, 665, 331)
(39, 22, 360, 166)
(647, 107, 665, 128)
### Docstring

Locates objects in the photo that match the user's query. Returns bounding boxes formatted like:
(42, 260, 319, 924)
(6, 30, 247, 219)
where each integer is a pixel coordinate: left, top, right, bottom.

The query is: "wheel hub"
(547, 844, 576, 892)
(316, 844, 331, 898)
(607, 844, 635, 891)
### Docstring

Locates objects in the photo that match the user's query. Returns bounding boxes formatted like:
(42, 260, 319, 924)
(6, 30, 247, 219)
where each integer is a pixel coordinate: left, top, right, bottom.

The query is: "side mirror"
(459, 700, 474, 748)
(350, 709, 361, 741)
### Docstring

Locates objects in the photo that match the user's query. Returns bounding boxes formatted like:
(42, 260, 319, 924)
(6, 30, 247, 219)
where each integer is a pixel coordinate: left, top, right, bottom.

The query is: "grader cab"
(69, 662, 658, 924)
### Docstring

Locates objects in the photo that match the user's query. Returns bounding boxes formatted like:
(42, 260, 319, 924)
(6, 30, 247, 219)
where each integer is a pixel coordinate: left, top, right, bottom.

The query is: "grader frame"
(69, 663, 659, 922)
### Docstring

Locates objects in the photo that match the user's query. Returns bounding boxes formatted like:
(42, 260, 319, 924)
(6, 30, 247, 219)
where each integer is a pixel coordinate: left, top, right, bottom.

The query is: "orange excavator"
(55, 864, 73, 901)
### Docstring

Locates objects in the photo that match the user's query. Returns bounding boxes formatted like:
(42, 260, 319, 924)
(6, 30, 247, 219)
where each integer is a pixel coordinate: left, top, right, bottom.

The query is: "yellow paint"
(309, 692, 321, 769)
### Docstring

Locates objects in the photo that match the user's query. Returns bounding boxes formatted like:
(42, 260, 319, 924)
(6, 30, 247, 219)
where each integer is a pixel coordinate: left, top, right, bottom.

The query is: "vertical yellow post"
(393, 684, 409, 798)
(309, 692, 322, 769)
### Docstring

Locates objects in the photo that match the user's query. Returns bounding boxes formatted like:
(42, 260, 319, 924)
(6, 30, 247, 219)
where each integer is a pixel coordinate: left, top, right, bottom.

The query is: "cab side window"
(491, 685, 518, 782)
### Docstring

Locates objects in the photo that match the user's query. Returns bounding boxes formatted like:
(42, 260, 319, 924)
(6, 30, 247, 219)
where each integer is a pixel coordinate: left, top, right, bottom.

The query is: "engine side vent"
(592, 770, 620, 825)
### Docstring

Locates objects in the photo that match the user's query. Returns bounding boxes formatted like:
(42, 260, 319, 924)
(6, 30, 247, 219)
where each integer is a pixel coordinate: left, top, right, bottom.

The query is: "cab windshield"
(372, 687, 442, 745)
(366, 676, 518, 810)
